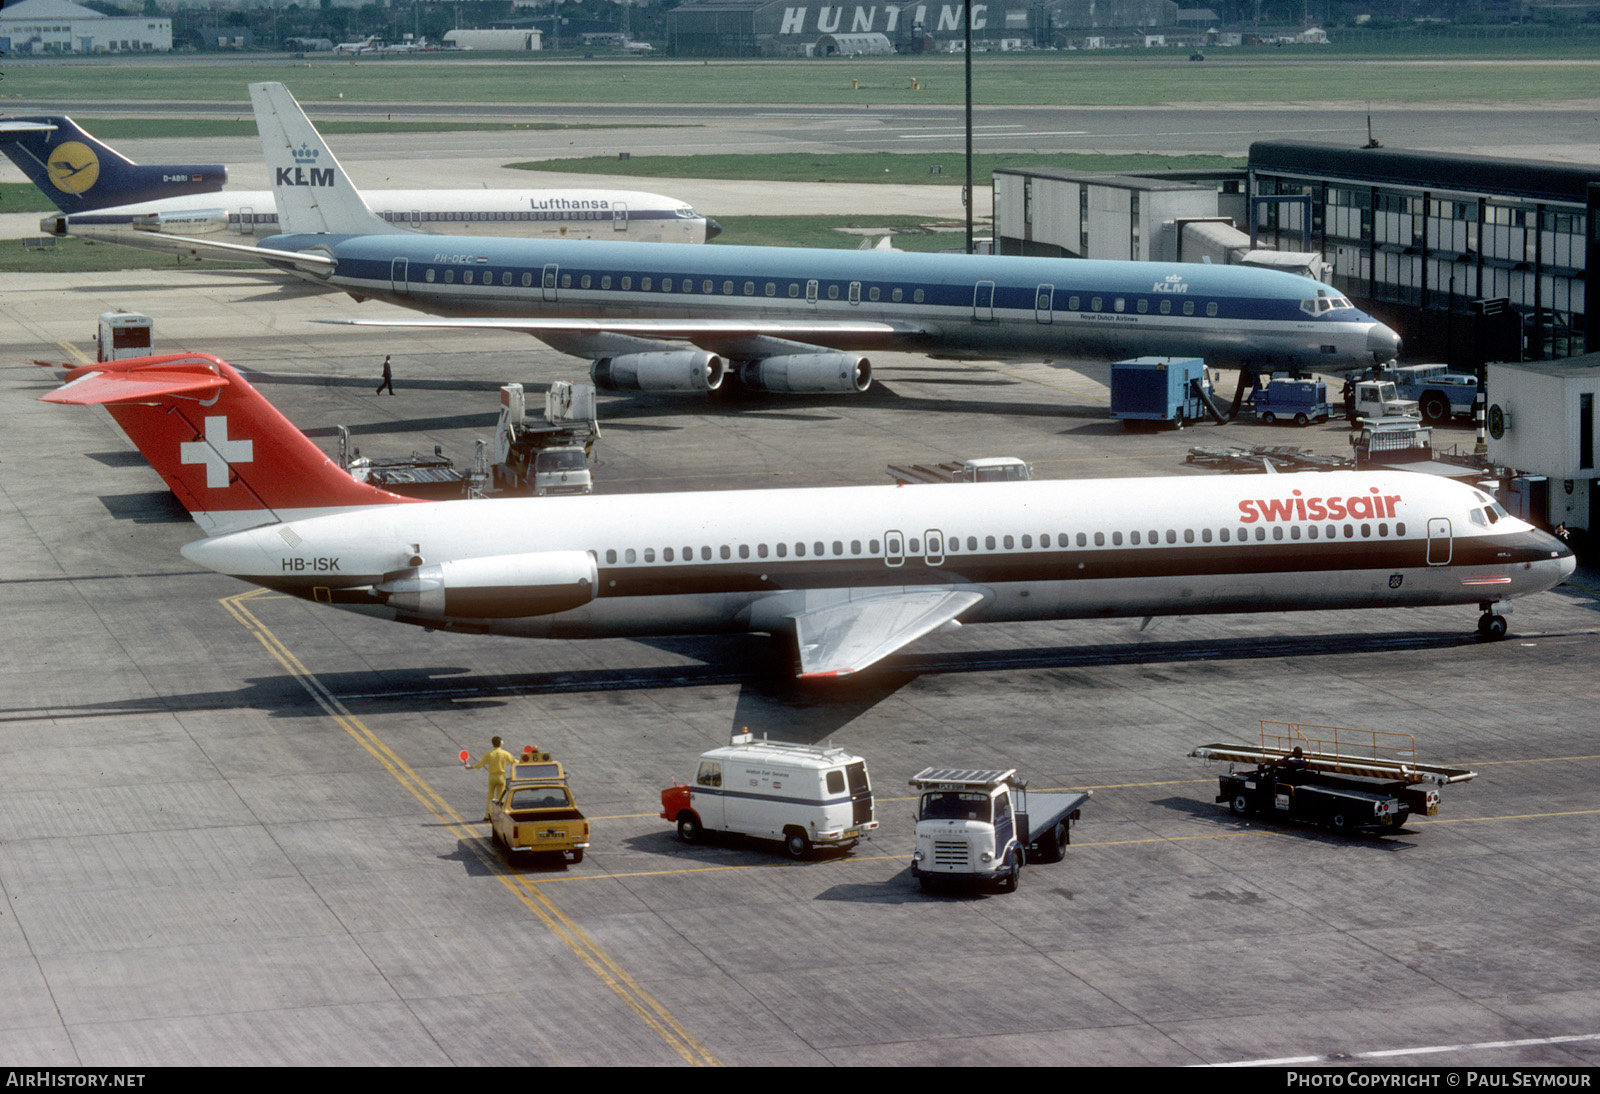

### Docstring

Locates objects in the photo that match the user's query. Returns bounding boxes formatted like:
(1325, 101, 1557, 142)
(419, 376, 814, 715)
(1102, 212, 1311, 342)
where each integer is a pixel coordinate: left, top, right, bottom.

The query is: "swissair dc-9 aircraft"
(0, 112, 717, 255)
(44, 354, 1574, 676)
(227, 82, 1403, 396)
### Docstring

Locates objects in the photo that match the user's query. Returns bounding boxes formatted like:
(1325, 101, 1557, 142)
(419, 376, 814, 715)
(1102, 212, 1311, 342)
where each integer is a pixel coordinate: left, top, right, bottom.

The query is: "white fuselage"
(181, 470, 1574, 642)
(48, 188, 716, 246)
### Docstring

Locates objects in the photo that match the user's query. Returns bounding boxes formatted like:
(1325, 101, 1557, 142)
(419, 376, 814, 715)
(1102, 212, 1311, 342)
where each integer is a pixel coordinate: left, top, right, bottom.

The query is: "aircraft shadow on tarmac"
(590, 382, 1114, 424)
(97, 489, 191, 524)
(0, 630, 1499, 733)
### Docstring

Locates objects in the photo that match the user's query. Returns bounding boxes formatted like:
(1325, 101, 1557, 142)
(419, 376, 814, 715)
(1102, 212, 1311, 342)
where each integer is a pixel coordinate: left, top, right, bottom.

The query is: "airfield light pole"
(964, 1, 974, 254)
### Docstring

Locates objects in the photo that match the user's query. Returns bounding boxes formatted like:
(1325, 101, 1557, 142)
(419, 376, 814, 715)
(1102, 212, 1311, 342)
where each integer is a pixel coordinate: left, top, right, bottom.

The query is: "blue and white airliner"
(228, 83, 1401, 396)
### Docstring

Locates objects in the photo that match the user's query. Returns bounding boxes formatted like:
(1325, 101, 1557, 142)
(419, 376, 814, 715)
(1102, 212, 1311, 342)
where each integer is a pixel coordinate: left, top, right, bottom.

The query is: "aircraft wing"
(789, 588, 985, 678)
(60, 224, 337, 275)
(40, 364, 228, 405)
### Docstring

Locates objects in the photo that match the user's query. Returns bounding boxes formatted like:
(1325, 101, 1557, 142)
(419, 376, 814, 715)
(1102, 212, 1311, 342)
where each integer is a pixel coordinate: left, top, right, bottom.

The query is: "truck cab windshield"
(535, 449, 588, 472)
(920, 791, 992, 823)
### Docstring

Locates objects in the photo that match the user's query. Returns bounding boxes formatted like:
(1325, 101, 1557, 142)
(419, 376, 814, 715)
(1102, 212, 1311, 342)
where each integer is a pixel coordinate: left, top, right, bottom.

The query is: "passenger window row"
(411, 266, 1239, 318)
(1065, 295, 1220, 318)
(598, 522, 1408, 565)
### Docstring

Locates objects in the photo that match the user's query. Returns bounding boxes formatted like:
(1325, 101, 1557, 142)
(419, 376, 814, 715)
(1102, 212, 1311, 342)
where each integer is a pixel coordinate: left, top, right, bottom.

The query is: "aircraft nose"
(704, 218, 723, 242)
(1367, 322, 1402, 362)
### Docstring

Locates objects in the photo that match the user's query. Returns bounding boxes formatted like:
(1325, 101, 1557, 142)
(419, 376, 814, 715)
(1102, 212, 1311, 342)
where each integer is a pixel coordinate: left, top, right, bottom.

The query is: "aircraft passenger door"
(1426, 517, 1453, 566)
(883, 530, 905, 568)
(612, 203, 628, 232)
(236, 206, 253, 235)
(542, 264, 560, 302)
(390, 258, 409, 296)
(923, 529, 945, 567)
(973, 281, 996, 322)
(1035, 283, 1054, 324)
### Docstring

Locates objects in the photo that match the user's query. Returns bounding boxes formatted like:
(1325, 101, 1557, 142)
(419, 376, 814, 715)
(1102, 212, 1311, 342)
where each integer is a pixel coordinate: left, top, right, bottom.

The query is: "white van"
(660, 731, 877, 858)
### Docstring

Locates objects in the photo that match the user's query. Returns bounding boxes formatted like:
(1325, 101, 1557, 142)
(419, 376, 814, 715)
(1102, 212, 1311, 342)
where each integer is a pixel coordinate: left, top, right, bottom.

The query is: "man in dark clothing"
(377, 355, 394, 395)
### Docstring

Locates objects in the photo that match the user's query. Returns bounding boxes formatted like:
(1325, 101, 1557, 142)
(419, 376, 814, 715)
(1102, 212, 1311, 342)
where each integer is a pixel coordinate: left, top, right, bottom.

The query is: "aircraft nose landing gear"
(1477, 602, 1510, 640)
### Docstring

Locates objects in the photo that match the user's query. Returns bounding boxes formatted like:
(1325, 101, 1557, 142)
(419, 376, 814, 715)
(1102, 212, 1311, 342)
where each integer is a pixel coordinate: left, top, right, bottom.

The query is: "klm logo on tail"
(275, 143, 334, 187)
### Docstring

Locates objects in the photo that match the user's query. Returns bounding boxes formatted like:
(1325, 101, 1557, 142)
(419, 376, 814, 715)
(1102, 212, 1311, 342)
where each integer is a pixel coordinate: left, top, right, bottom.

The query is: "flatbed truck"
(909, 767, 1090, 893)
(1190, 722, 1477, 836)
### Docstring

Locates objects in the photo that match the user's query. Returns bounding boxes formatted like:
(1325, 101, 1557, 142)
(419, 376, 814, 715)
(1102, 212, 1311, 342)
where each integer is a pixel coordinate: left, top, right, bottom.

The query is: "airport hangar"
(991, 141, 1600, 541)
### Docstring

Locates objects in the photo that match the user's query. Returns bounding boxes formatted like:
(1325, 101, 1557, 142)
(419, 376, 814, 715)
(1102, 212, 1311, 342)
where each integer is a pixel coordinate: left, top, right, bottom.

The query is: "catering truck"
(660, 731, 877, 859)
(909, 767, 1090, 893)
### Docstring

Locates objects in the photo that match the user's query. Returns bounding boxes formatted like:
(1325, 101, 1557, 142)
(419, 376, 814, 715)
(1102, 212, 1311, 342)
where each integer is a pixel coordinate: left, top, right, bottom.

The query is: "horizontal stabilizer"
(58, 223, 337, 274)
(42, 363, 228, 406)
(41, 353, 415, 536)
(792, 588, 985, 678)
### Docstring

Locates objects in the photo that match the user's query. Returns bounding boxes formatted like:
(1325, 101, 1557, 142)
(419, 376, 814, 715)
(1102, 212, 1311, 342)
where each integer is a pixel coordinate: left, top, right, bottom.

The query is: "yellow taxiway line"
(221, 589, 721, 1068)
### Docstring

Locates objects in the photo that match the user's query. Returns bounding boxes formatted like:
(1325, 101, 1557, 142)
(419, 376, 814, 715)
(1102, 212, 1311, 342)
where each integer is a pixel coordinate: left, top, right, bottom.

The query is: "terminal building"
(993, 142, 1598, 368)
(991, 145, 1600, 539)
(1248, 141, 1595, 367)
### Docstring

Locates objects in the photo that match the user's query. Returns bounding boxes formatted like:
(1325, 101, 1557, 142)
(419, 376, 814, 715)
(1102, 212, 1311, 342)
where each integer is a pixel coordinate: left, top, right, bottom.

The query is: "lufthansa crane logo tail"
(46, 141, 100, 195)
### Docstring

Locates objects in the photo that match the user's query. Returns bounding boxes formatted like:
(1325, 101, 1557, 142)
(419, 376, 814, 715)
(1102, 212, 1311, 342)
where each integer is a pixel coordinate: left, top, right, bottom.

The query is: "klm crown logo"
(276, 143, 334, 188)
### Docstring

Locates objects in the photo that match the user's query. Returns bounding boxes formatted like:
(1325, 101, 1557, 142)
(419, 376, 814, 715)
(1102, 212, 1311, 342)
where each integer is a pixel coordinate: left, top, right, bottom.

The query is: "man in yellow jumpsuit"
(469, 736, 516, 821)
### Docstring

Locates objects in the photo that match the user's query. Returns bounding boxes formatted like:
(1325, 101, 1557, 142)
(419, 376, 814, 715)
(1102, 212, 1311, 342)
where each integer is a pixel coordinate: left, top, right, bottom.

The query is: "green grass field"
(1, 183, 54, 215)
(0, 237, 258, 273)
(41, 118, 633, 140)
(510, 151, 1241, 185)
(4, 45, 1599, 108)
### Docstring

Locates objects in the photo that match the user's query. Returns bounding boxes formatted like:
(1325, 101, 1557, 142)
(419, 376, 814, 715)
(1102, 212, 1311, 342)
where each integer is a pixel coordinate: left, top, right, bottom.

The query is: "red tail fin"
(43, 353, 416, 535)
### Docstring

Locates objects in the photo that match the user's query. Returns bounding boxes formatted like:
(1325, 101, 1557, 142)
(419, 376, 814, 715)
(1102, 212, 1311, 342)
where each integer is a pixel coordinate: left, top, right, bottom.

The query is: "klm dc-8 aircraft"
(240, 82, 1401, 396)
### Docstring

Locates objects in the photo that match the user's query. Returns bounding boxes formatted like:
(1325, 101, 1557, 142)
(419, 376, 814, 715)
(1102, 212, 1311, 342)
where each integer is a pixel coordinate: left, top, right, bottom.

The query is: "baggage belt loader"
(1191, 721, 1477, 835)
(909, 768, 1091, 893)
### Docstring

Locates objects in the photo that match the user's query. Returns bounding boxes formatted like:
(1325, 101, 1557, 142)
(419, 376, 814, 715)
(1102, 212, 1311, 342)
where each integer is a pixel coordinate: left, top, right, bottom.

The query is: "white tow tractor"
(909, 768, 1090, 893)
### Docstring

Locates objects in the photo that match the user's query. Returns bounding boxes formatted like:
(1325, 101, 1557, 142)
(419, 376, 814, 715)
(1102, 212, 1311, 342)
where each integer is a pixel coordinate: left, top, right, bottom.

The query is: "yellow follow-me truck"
(487, 747, 590, 865)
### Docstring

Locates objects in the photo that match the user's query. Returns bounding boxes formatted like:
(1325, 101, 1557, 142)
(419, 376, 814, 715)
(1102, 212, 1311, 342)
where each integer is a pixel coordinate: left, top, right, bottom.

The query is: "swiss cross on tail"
(41, 352, 418, 536)
(180, 416, 254, 488)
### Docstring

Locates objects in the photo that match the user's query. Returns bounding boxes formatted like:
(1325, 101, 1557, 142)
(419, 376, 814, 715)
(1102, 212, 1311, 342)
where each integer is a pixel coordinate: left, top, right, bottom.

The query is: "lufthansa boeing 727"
(0, 112, 717, 254)
(231, 83, 1402, 396)
(43, 354, 1571, 675)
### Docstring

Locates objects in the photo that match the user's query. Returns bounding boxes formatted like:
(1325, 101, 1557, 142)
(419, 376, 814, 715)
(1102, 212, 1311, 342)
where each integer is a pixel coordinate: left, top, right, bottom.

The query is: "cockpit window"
(675, 206, 700, 218)
(1299, 292, 1355, 317)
